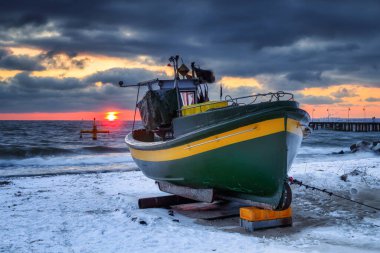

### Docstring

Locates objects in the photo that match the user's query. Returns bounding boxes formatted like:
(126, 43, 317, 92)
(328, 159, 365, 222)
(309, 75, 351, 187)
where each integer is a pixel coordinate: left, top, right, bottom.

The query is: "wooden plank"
(172, 201, 244, 220)
(138, 195, 197, 209)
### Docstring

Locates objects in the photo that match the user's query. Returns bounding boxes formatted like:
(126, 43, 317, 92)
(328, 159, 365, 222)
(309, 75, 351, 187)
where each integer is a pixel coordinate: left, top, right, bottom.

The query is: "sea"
(0, 120, 379, 178)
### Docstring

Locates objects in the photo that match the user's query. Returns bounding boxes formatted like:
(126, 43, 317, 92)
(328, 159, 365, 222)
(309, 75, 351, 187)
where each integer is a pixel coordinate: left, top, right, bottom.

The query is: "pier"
(309, 118, 380, 132)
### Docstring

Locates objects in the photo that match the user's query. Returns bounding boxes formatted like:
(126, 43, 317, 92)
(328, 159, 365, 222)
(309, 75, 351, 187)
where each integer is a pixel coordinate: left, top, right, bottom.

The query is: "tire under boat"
(126, 100, 310, 210)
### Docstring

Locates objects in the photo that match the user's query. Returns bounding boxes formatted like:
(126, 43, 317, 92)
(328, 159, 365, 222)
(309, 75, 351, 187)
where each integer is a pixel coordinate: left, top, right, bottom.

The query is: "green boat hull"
(126, 101, 309, 208)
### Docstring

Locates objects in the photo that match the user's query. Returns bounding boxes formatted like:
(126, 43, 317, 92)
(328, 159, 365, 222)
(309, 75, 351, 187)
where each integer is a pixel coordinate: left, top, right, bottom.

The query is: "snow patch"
(1, 158, 379, 252)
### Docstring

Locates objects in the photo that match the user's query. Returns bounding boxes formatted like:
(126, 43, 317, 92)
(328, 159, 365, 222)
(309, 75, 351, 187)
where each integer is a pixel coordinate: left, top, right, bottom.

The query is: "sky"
(0, 0, 379, 120)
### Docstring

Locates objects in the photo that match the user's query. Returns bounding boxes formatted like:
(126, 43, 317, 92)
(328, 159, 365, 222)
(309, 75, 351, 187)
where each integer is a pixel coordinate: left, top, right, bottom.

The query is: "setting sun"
(105, 112, 118, 121)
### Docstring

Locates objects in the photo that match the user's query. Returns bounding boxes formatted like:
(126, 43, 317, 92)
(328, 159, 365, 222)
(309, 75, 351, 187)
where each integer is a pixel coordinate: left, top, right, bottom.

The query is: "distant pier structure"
(310, 118, 380, 132)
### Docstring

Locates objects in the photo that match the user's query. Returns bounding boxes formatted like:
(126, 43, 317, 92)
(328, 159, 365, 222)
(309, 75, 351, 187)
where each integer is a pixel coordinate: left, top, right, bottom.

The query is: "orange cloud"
(5, 46, 171, 79)
(1, 46, 173, 80)
(0, 110, 138, 121)
(299, 84, 380, 118)
(7, 47, 42, 56)
(0, 70, 21, 80)
(220, 76, 262, 89)
(2, 46, 379, 120)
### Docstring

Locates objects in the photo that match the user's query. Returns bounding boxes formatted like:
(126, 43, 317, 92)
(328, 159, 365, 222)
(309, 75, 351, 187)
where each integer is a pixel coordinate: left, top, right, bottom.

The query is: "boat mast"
(169, 55, 182, 117)
(132, 86, 140, 131)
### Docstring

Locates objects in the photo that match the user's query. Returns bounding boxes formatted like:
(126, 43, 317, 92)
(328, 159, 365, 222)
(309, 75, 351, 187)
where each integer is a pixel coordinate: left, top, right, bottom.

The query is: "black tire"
(275, 182, 292, 210)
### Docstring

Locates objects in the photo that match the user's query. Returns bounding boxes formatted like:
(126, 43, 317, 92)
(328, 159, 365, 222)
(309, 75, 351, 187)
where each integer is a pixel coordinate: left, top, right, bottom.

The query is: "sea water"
(0, 120, 379, 177)
(0, 121, 139, 177)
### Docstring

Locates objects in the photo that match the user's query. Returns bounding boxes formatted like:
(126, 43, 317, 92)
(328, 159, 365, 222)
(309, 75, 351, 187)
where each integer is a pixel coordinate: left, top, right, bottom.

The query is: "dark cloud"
(365, 97, 380, 102)
(0, 68, 168, 113)
(1, 1, 380, 76)
(296, 94, 343, 105)
(331, 88, 358, 98)
(286, 71, 322, 83)
(37, 50, 90, 70)
(85, 68, 168, 86)
(0, 48, 90, 71)
(208, 85, 258, 102)
(0, 55, 45, 71)
(10, 72, 86, 91)
(0, 48, 45, 71)
(14, 14, 48, 28)
(0, 48, 8, 58)
(0, 13, 47, 29)
(71, 59, 87, 69)
(326, 43, 360, 52)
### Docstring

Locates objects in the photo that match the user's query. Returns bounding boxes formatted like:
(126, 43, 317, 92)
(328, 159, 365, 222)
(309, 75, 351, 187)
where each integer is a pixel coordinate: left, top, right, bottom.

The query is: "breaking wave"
(0, 153, 134, 168)
(0, 145, 129, 159)
(0, 145, 74, 159)
(81, 146, 129, 154)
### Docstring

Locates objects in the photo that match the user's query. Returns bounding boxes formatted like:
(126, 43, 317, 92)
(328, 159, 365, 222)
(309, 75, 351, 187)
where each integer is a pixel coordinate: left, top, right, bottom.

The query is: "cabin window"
(180, 91, 195, 106)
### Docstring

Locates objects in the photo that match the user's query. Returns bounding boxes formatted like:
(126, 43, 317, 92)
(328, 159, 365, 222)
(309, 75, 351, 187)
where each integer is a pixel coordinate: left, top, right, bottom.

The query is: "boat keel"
(157, 181, 215, 203)
(156, 181, 281, 210)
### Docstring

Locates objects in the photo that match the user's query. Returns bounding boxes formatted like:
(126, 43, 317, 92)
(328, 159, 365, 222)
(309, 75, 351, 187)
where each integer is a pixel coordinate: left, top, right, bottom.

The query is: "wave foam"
(0, 145, 129, 159)
(0, 153, 134, 167)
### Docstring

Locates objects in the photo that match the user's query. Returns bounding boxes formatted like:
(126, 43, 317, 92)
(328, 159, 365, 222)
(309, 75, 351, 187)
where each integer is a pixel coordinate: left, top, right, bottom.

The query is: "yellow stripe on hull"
(129, 118, 302, 162)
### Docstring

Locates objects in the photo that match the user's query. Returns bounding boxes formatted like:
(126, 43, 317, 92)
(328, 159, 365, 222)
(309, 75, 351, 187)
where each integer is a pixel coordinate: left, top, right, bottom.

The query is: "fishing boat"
(120, 55, 310, 210)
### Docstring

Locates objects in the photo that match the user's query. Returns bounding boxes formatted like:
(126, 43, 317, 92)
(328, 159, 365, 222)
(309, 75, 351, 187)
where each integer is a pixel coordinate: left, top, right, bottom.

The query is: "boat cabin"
(119, 55, 228, 141)
(158, 79, 200, 107)
(119, 55, 293, 142)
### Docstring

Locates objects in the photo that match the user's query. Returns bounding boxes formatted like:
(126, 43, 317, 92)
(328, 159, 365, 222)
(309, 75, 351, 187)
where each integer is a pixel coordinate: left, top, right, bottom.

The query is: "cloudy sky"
(1, 0, 379, 120)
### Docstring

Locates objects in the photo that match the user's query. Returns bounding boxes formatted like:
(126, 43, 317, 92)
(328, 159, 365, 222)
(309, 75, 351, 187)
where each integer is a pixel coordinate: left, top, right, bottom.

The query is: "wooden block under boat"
(239, 207, 292, 232)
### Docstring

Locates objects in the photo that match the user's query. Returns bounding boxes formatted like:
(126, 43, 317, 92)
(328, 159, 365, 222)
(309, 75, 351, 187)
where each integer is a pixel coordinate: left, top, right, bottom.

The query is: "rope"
(288, 177, 380, 212)
(132, 85, 140, 131)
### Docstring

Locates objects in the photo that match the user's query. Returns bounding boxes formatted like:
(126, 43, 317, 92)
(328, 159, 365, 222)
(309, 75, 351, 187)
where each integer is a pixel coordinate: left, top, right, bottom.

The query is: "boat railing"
(225, 91, 294, 105)
(178, 91, 294, 114)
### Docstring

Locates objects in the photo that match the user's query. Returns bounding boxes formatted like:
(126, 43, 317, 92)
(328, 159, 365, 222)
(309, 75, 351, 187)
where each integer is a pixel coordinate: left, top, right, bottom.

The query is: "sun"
(105, 112, 118, 121)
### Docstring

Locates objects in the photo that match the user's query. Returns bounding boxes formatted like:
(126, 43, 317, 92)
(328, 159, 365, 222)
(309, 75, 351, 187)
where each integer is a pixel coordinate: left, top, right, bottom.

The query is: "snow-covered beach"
(1, 154, 379, 253)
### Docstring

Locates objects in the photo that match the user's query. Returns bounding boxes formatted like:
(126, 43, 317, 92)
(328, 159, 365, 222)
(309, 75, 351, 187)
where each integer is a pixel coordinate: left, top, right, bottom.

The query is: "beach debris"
(138, 220, 147, 225)
(334, 141, 380, 155)
(130, 217, 148, 225)
(340, 174, 348, 182)
(340, 169, 366, 182)
(349, 169, 363, 176)
(350, 141, 371, 152)
(333, 150, 345, 155)
(350, 141, 380, 153)
(0, 181, 12, 187)
(30, 239, 43, 244)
